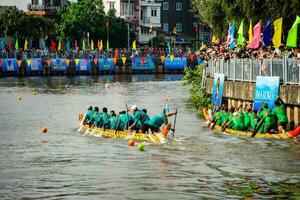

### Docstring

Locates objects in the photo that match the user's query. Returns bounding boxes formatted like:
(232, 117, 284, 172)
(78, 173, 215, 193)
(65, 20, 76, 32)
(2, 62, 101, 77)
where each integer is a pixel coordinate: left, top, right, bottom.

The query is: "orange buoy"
(41, 128, 48, 134)
(128, 140, 135, 146)
(78, 112, 84, 120)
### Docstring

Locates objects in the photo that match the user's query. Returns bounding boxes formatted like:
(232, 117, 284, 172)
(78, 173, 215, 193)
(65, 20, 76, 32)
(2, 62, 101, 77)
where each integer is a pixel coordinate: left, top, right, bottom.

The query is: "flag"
(75, 40, 78, 49)
(50, 39, 56, 52)
(99, 40, 103, 50)
(66, 40, 71, 51)
(24, 38, 28, 50)
(248, 20, 253, 47)
(272, 18, 283, 49)
(1, 38, 4, 50)
(15, 38, 19, 50)
(82, 39, 86, 50)
(8, 39, 12, 50)
(211, 35, 217, 44)
(237, 19, 244, 45)
(132, 40, 136, 50)
(58, 40, 61, 51)
(263, 19, 271, 46)
(167, 43, 171, 54)
(195, 23, 199, 33)
(226, 23, 231, 46)
(173, 27, 176, 34)
(106, 40, 109, 50)
(250, 20, 261, 49)
(286, 16, 300, 47)
(106, 20, 110, 30)
(229, 21, 235, 49)
(90, 40, 94, 51)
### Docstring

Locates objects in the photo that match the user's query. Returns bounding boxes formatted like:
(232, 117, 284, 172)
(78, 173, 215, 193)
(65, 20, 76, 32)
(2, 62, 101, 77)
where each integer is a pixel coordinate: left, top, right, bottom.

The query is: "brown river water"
(0, 74, 299, 199)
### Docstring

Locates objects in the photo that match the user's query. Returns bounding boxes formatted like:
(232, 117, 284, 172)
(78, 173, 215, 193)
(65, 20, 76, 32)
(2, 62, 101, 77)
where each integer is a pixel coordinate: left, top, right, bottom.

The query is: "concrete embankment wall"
(206, 78, 300, 129)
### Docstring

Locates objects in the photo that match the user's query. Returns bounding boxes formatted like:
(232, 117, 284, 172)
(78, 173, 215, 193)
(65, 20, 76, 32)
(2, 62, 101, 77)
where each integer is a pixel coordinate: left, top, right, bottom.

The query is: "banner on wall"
(1, 59, 19, 72)
(211, 73, 225, 108)
(254, 76, 280, 110)
(132, 57, 155, 70)
(98, 58, 115, 71)
(50, 59, 68, 71)
(26, 58, 43, 72)
(75, 59, 91, 72)
(164, 57, 187, 70)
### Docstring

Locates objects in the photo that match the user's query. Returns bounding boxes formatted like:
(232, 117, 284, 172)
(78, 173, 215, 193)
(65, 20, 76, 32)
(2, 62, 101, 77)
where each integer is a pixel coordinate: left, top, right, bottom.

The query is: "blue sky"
(0, 0, 76, 11)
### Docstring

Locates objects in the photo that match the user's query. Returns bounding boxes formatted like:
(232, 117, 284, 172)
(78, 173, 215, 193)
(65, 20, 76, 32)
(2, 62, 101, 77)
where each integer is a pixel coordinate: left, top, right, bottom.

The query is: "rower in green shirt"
(82, 105, 94, 126)
(257, 102, 276, 133)
(272, 97, 288, 133)
(117, 111, 134, 130)
(128, 105, 150, 130)
(108, 110, 118, 130)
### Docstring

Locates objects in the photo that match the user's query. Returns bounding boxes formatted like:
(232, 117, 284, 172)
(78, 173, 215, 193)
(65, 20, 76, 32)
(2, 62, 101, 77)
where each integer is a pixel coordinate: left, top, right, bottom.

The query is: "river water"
(0, 75, 299, 199)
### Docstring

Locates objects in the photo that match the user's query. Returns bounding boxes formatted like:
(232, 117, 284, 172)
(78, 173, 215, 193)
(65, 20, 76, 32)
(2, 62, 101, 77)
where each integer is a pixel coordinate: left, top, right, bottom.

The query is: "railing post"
(233, 58, 236, 81)
(283, 57, 286, 85)
(250, 59, 253, 82)
(221, 58, 224, 74)
(260, 60, 262, 76)
(242, 59, 244, 81)
(270, 58, 273, 76)
(298, 59, 300, 86)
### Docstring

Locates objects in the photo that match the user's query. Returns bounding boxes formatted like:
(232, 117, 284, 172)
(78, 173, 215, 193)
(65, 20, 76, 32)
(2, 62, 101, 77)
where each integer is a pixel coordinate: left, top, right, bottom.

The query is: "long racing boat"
(203, 109, 300, 139)
(77, 113, 170, 144)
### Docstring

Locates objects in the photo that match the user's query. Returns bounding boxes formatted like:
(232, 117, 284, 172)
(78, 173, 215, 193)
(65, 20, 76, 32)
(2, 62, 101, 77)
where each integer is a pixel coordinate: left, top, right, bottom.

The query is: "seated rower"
(140, 108, 177, 134)
(272, 97, 288, 133)
(128, 105, 150, 131)
(108, 111, 118, 130)
(82, 105, 94, 126)
(101, 107, 111, 129)
(255, 102, 276, 133)
(116, 111, 134, 130)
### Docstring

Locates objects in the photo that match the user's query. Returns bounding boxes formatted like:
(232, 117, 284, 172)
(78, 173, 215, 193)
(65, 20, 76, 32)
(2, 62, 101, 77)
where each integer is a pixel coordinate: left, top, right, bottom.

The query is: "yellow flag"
(272, 18, 282, 49)
(170, 54, 174, 62)
(99, 40, 103, 50)
(132, 40, 136, 50)
(248, 20, 253, 47)
(90, 40, 94, 51)
(75, 59, 80, 65)
(24, 38, 28, 50)
(27, 59, 32, 66)
(211, 35, 217, 44)
(58, 40, 61, 51)
(121, 57, 126, 65)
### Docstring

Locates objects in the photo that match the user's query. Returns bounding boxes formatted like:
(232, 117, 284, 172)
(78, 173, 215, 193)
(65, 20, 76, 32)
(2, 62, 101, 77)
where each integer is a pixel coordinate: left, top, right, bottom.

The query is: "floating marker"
(41, 127, 48, 134)
(137, 143, 144, 151)
(128, 140, 135, 146)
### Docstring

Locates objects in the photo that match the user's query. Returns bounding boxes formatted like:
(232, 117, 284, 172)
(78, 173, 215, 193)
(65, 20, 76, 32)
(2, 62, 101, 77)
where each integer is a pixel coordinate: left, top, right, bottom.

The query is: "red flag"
(141, 56, 145, 64)
(195, 23, 199, 33)
(8, 39, 12, 51)
(106, 20, 110, 30)
(75, 40, 78, 48)
(50, 39, 56, 52)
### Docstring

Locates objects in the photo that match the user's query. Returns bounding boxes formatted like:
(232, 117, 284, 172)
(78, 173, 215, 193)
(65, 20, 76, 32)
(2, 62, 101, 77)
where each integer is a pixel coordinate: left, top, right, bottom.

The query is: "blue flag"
(34, 39, 39, 49)
(1, 38, 5, 50)
(263, 19, 271, 46)
(66, 40, 71, 51)
(41, 38, 46, 50)
(229, 21, 235, 49)
(167, 43, 171, 54)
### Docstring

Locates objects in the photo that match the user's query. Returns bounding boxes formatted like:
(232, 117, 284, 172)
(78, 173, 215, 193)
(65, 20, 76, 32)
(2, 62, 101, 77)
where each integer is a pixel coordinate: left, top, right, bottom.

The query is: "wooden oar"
(171, 109, 178, 138)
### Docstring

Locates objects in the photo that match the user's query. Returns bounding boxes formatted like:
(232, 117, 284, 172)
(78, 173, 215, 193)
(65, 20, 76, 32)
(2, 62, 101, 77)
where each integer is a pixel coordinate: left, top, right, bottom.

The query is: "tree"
(148, 34, 166, 47)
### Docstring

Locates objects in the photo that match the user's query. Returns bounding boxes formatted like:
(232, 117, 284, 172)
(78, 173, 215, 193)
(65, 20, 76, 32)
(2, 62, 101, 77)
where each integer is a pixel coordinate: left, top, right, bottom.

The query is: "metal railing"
(206, 58, 300, 85)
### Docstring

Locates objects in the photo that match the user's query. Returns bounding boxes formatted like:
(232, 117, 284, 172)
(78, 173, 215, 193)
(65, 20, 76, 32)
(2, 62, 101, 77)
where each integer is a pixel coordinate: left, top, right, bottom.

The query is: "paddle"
(126, 104, 130, 130)
(210, 105, 224, 129)
(251, 102, 275, 137)
(171, 109, 178, 137)
(221, 104, 242, 132)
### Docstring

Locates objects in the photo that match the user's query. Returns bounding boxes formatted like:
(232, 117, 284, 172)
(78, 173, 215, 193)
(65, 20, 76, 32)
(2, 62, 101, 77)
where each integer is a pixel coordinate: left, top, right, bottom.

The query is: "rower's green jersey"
(84, 110, 94, 122)
(92, 111, 101, 121)
(94, 112, 103, 126)
(249, 113, 257, 129)
(272, 104, 288, 123)
(229, 112, 245, 131)
(258, 108, 275, 126)
(216, 111, 229, 126)
(118, 114, 134, 130)
(101, 112, 111, 126)
(109, 116, 118, 130)
(212, 111, 221, 120)
(243, 111, 251, 128)
(132, 110, 149, 129)
(147, 113, 168, 128)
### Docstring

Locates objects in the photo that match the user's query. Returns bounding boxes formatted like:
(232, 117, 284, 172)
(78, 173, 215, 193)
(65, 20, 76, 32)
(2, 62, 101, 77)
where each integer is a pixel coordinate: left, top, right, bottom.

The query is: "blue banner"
(1, 59, 19, 72)
(26, 58, 43, 72)
(132, 57, 155, 70)
(254, 76, 280, 110)
(212, 73, 225, 108)
(197, 59, 204, 65)
(50, 59, 68, 71)
(98, 58, 115, 71)
(75, 59, 91, 72)
(164, 57, 187, 70)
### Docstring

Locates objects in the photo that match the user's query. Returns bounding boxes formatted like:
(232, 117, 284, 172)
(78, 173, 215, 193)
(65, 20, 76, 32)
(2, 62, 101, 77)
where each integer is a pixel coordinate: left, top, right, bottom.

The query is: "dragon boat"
(77, 113, 171, 144)
(203, 109, 300, 139)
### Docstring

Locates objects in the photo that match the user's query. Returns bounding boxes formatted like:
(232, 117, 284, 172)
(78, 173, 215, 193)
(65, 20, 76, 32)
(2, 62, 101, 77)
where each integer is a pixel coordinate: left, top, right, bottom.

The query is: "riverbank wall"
(205, 78, 300, 129)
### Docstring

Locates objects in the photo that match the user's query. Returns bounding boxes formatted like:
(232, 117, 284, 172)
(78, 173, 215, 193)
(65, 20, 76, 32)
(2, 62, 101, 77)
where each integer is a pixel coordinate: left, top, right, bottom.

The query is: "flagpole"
(127, 0, 131, 48)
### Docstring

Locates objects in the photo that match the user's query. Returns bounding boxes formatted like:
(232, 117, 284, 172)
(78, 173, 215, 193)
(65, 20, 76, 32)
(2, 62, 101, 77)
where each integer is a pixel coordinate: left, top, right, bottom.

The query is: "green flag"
(82, 39, 86, 50)
(237, 19, 244, 45)
(106, 40, 109, 50)
(286, 16, 300, 47)
(15, 38, 19, 50)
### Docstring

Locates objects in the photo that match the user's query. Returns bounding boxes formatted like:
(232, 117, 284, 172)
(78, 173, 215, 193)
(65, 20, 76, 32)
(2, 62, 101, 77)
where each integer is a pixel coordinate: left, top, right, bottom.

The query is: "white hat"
(130, 105, 137, 110)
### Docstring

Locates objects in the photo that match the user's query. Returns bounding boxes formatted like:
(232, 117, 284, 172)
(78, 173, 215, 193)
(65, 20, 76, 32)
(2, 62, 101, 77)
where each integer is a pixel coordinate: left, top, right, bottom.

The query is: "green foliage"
(182, 65, 211, 117)
(192, 0, 300, 39)
(0, 7, 54, 38)
(147, 34, 166, 48)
